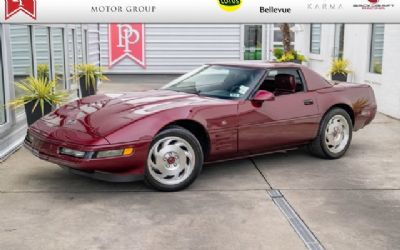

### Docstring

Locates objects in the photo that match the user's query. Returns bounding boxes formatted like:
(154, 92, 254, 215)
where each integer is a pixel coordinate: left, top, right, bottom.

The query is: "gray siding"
(88, 24, 100, 66)
(9, 25, 33, 76)
(95, 24, 242, 74)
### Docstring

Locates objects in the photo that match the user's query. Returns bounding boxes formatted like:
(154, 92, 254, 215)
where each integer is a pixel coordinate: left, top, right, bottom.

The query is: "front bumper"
(24, 129, 151, 177)
(58, 165, 144, 183)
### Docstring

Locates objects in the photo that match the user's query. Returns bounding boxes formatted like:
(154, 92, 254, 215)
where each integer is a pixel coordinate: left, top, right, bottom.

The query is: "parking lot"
(1, 76, 399, 250)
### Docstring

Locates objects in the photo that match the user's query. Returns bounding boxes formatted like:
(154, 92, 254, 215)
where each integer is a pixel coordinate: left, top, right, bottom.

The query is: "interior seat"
(274, 74, 296, 96)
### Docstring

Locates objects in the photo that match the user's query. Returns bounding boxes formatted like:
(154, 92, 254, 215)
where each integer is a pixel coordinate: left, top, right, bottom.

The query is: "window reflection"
(10, 25, 33, 114)
(370, 24, 384, 74)
(67, 29, 77, 89)
(34, 27, 51, 79)
(244, 25, 263, 61)
(51, 28, 66, 90)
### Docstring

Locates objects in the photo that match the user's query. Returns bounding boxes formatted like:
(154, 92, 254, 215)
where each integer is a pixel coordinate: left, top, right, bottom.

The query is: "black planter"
(332, 73, 348, 82)
(24, 100, 53, 126)
(79, 77, 97, 98)
(291, 59, 302, 64)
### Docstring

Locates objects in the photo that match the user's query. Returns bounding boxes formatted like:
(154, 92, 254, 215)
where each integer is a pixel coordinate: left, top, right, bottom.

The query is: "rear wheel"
(308, 108, 353, 159)
(145, 127, 203, 191)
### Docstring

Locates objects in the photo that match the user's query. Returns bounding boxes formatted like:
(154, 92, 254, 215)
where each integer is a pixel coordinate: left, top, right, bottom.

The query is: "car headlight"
(96, 148, 134, 158)
(59, 147, 86, 158)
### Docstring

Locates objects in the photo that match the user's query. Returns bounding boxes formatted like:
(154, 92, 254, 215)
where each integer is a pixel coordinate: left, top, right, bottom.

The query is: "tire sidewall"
(320, 108, 353, 159)
(144, 127, 204, 191)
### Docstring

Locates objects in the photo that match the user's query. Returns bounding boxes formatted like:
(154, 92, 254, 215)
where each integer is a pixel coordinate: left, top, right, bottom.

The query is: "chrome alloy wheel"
(147, 136, 196, 185)
(324, 115, 350, 154)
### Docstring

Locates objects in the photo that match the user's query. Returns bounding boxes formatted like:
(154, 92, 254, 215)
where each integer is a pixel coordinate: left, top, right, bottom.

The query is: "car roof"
(208, 61, 304, 69)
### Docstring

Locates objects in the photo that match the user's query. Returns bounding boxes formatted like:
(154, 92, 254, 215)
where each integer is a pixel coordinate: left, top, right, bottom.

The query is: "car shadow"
(12, 147, 321, 193)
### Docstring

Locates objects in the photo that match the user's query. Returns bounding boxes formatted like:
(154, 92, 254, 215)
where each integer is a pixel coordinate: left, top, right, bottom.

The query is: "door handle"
(304, 99, 314, 105)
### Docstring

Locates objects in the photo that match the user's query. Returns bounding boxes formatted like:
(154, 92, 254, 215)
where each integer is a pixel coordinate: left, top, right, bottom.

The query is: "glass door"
(334, 24, 345, 59)
(242, 25, 264, 61)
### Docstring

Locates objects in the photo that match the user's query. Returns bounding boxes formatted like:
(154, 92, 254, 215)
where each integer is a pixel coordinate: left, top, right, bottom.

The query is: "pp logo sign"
(109, 24, 146, 68)
(5, 0, 36, 20)
(218, 0, 242, 12)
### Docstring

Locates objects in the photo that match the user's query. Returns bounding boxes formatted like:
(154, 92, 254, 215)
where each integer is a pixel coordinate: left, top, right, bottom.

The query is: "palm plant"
(37, 64, 50, 80)
(74, 64, 108, 94)
(329, 58, 351, 76)
(9, 77, 68, 124)
(277, 50, 307, 63)
(280, 23, 292, 53)
(329, 58, 351, 82)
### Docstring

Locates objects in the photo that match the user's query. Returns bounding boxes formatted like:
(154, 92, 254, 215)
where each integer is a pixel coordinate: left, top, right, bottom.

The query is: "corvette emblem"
(5, 0, 36, 20)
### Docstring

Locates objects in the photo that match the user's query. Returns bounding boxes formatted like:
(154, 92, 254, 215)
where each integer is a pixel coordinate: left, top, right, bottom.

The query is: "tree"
(280, 23, 291, 53)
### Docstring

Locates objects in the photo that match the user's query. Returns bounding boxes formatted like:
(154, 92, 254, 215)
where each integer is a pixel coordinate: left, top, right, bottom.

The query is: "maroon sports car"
(25, 62, 377, 191)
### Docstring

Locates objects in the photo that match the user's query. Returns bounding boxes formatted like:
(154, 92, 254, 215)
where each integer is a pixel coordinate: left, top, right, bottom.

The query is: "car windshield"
(162, 65, 265, 100)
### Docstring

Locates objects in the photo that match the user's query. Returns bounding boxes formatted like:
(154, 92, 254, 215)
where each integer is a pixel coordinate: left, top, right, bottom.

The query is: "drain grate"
(268, 190, 324, 250)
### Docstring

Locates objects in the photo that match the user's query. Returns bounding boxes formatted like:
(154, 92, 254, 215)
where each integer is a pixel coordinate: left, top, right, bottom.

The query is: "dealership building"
(0, 23, 399, 159)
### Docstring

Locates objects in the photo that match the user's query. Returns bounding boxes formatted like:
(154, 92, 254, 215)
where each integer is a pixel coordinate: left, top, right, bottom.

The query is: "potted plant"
(329, 59, 351, 82)
(277, 50, 307, 64)
(37, 64, 50, 80)
(74, 64, 109, 97)
(273, 48, 284, 61)
(372, 63, 382, 74)
(9, 77, 68, 125)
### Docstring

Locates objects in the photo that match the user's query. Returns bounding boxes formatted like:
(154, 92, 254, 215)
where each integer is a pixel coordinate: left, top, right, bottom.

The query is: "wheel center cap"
(167, 156, 176, 165)
(333, 126, 341, 137)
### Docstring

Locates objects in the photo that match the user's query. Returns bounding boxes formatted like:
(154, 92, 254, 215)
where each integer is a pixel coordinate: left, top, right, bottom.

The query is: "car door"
(238, 68, 320, 155)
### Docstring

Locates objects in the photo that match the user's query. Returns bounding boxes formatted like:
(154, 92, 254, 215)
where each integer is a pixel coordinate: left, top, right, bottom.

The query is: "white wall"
(296, 24, 400, 119)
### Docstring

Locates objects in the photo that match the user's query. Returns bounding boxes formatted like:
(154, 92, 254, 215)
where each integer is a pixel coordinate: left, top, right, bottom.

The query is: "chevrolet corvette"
(25, 62, 377, 191)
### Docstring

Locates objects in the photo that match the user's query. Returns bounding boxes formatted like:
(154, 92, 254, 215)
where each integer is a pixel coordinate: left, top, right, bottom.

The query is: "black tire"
(308, 108, 353, 159)
(144, 126, 204, 191)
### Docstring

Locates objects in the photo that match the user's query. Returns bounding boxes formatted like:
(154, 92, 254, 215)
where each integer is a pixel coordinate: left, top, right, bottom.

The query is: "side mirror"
(251, 90, 275, 107)
(252, 90, 275, 102)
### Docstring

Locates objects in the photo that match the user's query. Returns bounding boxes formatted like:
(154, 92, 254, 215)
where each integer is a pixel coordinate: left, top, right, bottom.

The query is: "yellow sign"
(218, 0, 242, 12)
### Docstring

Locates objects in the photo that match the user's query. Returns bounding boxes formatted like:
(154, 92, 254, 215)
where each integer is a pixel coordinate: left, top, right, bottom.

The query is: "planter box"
(24, 100, 53, 126)
(79, 77, 97, 97)
(292, 59, 302, 64)
(332, 73, 348, 82)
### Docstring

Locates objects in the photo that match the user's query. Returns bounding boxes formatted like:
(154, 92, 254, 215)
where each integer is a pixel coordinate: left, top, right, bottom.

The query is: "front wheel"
(145, 126, 203, 191)
(308, 108, 353, 159)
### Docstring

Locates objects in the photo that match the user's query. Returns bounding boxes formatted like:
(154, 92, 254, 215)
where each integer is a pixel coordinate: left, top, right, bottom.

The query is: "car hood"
(33, 90, 225, 143)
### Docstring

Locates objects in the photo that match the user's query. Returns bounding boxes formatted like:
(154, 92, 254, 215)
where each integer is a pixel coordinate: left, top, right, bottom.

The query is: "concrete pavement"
(0, 78, 399, 250)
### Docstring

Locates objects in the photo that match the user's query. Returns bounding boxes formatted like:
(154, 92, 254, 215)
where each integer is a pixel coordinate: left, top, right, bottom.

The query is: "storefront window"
(334, 24, 345, 59)
(273, 24, 295, 50)
(370, 24, 384, 74)
(243, 25, 263, 60)
(34, 27, 51, 79)
(10, 25, 33, 114)
(310, 24, 321, 54)
(51, 28, 66, 90)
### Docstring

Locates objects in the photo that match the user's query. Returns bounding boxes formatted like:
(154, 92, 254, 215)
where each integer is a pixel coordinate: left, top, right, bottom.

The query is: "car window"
(261, 68, 305, 93)
(162, 65, 265, 100)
